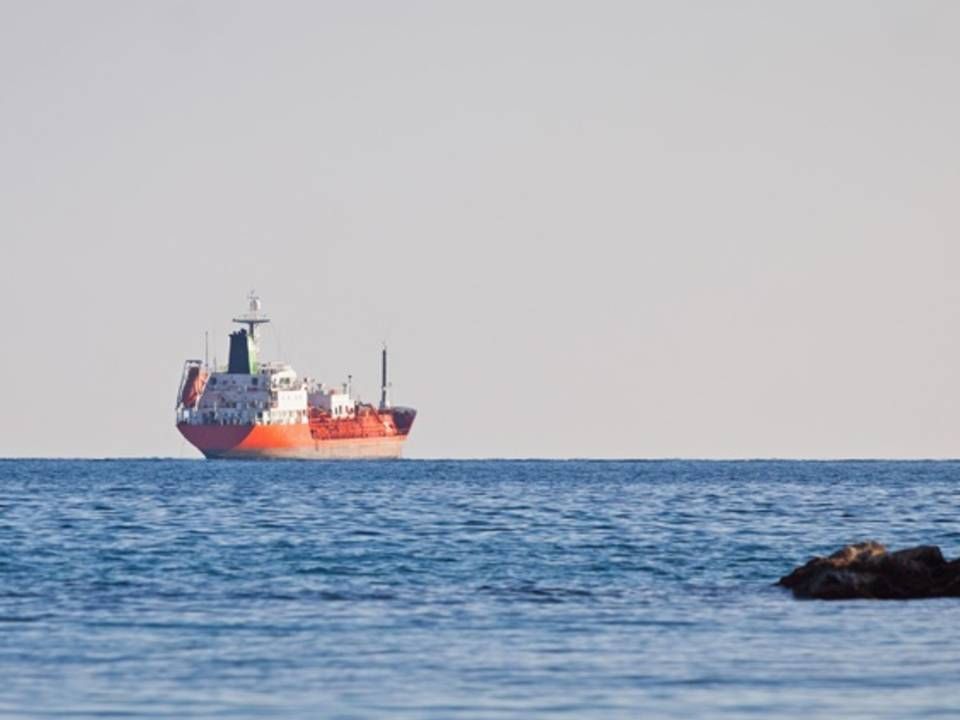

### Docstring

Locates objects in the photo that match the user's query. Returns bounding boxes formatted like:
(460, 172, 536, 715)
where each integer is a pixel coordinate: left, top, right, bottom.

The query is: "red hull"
(178, 408, 416, 459)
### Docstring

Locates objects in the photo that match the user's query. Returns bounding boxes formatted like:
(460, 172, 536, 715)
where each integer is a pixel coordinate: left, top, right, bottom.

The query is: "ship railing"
(177, 407, 202, 424)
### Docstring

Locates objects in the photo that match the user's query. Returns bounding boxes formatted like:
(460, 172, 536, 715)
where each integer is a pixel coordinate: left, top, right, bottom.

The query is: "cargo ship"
(176, 294, 416, 459)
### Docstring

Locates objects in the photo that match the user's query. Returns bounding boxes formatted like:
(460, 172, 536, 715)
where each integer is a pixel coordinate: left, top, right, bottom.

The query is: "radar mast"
(232, 291, 270, 341)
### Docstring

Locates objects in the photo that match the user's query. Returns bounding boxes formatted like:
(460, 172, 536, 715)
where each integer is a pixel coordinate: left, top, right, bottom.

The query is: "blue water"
(1, 460, 959, 719)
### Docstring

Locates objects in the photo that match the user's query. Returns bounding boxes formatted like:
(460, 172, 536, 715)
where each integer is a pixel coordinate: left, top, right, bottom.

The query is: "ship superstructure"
(176, 294, 416, 459)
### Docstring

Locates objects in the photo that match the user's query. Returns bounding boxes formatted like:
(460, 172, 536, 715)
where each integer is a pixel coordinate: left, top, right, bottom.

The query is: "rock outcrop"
(778, 541, 960, 600)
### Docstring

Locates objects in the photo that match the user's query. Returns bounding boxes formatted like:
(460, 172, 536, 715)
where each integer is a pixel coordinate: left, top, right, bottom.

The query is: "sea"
(0, 459, 958, 719)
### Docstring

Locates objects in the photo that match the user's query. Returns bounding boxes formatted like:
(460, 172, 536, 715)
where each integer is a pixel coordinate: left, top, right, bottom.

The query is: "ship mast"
(379, 343, 390, 411)
(232, 291, 270, 341)
(226, 291, 270, 375)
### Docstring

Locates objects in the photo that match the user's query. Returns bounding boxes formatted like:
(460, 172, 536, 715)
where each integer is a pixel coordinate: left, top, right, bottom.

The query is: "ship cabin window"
(251, 377, 258, 386)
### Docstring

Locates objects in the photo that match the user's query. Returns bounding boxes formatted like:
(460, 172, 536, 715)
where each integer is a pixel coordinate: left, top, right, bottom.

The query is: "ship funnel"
(228, 329, 258, 374)
(379, 344, 390, 411)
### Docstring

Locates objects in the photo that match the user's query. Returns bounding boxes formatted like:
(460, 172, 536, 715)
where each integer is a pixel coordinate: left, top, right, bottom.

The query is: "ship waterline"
(178, 423, 408, 459)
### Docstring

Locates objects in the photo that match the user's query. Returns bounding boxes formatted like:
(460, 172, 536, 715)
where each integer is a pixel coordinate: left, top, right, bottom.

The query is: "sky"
(1, 1, 959, 458)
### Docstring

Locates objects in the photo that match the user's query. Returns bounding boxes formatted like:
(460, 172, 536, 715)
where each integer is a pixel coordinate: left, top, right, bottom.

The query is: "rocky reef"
(778, 541, 960, 600)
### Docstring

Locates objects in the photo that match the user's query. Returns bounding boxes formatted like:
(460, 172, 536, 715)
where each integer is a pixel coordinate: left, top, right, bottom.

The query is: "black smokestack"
(228, 329, 251, 374)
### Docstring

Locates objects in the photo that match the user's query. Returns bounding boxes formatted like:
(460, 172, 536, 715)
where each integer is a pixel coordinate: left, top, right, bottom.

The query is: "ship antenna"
(379, 343, 390, 411)
(232, 290, 270, 341)
(204, 331, 209, 370)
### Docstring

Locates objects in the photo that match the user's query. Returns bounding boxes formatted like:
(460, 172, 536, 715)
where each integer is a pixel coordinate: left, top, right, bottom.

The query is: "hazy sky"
(2, 1, 959, 458)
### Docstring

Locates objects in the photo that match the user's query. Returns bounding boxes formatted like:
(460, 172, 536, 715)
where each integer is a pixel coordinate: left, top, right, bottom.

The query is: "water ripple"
(0, 459, 958, 718)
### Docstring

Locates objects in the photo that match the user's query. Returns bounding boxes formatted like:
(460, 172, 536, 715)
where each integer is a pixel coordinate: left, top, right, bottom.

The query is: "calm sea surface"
(0, 459, 958, 719)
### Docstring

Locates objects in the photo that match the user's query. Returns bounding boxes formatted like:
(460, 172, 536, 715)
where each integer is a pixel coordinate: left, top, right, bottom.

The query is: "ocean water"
(0, 460, 958, 719)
